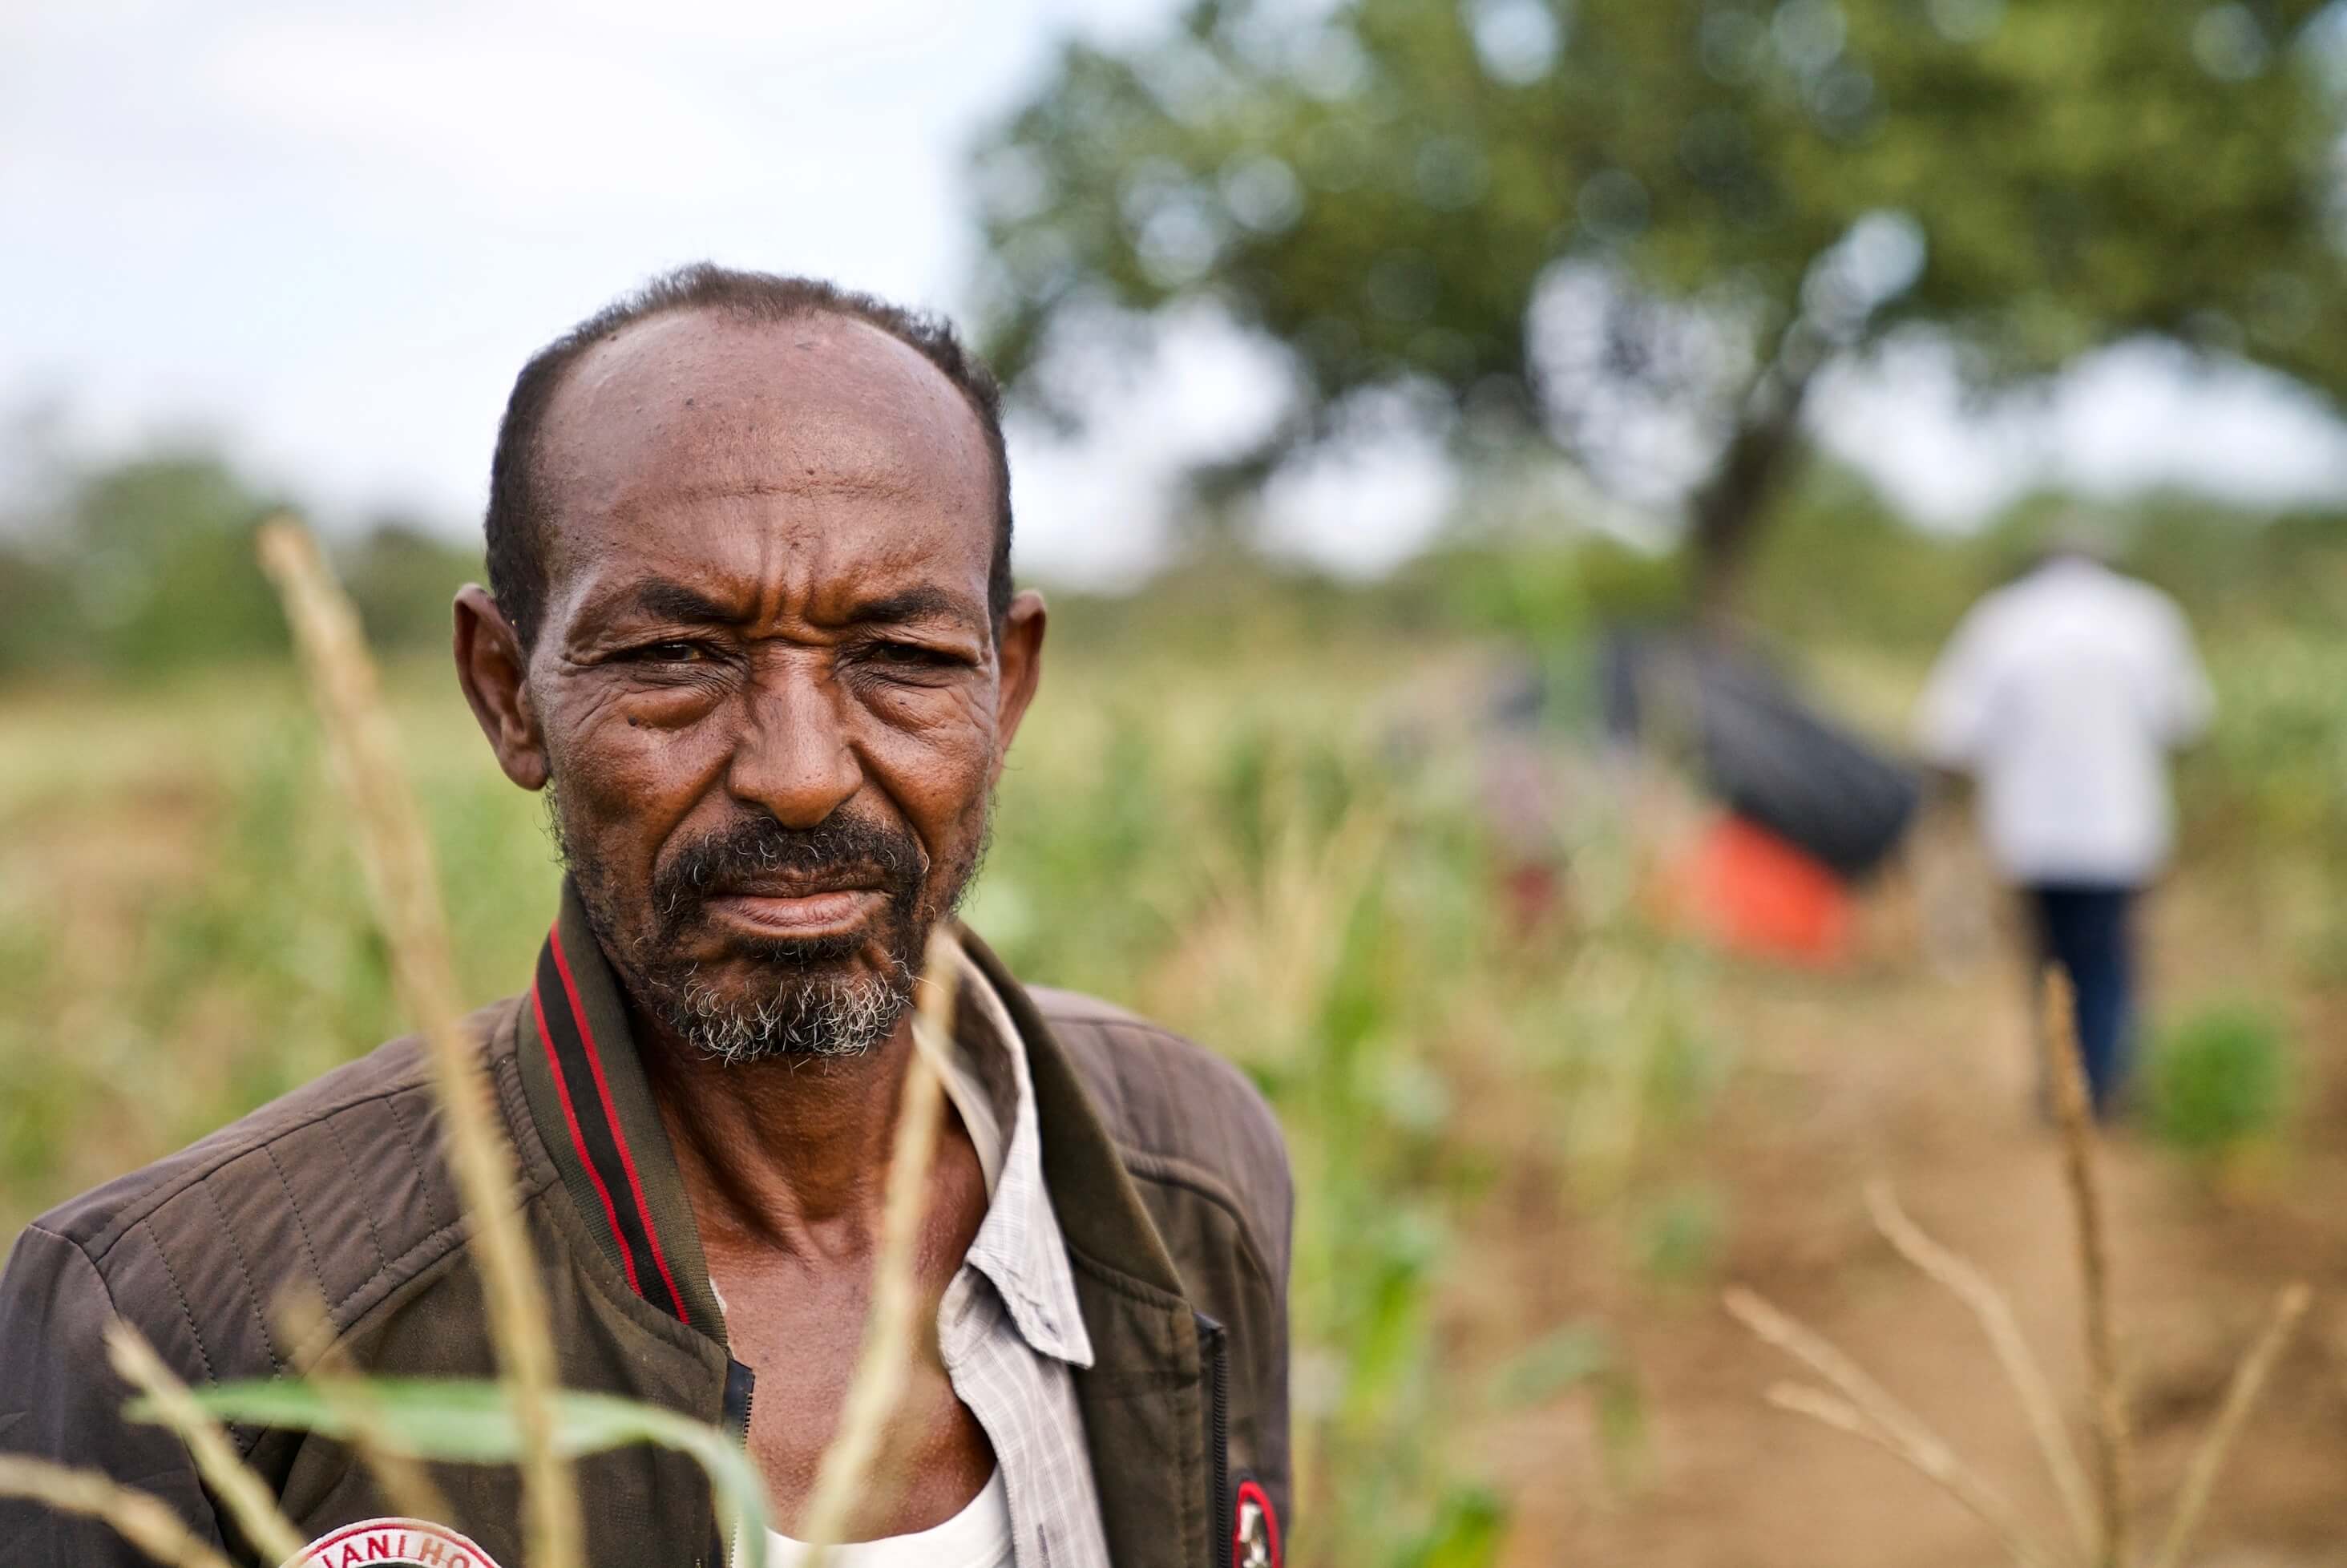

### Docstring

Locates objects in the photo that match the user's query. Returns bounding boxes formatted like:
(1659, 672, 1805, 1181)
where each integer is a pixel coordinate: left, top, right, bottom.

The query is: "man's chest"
(708, 1252, 997, 1540)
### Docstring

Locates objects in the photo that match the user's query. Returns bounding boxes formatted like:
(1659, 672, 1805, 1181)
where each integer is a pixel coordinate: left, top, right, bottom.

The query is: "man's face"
(459, 309, 1042, 1061)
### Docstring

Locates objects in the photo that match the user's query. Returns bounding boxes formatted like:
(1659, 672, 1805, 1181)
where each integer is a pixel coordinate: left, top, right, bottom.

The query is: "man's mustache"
(652, 811, 928, 932)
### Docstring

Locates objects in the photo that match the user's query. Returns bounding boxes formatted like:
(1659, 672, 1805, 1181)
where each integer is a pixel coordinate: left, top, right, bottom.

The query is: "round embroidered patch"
(288, 1517, 505, 1568)
(1233, 1477, 1282, 1568)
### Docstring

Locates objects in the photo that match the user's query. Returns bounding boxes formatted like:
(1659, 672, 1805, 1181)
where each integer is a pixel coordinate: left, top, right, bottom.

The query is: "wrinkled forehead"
(531, 309, 997, 609)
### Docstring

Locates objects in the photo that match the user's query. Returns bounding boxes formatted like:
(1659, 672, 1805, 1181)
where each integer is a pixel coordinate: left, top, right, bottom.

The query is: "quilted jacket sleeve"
(0, 1223, 224, 1566)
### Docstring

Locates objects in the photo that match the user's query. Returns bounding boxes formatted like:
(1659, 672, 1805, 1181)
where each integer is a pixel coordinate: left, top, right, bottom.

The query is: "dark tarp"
(1603, 632, 1919, 881)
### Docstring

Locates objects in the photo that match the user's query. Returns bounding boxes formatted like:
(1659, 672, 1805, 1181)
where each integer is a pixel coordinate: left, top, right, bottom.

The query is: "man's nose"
(725, 665, 861, 829)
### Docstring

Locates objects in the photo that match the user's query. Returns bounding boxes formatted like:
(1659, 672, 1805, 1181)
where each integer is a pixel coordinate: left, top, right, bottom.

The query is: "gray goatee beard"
(669, 951, 913, 1065)
(547, 785, 984, 1066)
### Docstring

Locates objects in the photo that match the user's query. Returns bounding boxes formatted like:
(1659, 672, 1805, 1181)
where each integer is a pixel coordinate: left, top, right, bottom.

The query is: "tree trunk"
(1688, 341, 1819, 624)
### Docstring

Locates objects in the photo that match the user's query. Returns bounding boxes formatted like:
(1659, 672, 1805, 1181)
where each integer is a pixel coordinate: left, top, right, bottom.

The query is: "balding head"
(483, 264, 1013, 649)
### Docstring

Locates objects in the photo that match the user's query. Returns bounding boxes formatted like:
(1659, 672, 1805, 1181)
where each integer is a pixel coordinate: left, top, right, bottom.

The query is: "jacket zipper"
(1196, 1312, 1230, 1568)
(723, 1356, 757, 1445)
(718, 1357, 757, 1567)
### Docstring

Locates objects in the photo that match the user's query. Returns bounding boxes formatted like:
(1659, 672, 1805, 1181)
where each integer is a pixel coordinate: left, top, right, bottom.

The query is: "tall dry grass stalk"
(105, 1321, 305, 1563)
(2042, 970, 2128, 1568)
(1726, 1287, 2054, 1568)
(2147, 1283, 2309, 1568)
(1759, 1382, 2056, 1568)
(794, 926, 964, 1564)
(277, 1291, 457, 1526)
(257, 519, 580, 1568)
(0, 1457, 238, 1568)
(1864, 1179, 2095, 1558)
(1733, 968, 2310, 1568)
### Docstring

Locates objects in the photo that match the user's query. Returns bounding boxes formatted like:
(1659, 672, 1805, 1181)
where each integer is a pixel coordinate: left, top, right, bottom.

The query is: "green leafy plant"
(2148, 1003, 2293, 1160)
(1634, 1182, 1726, 1287)
(146, 1380, 774, 1568)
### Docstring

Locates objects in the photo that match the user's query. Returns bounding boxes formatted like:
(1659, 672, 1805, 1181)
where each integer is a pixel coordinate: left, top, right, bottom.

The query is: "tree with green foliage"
(971, 0, 2346, 608)
(0, 443, 481, 682)
(56, 454, 291, 672)
(0, 545, 70, 677)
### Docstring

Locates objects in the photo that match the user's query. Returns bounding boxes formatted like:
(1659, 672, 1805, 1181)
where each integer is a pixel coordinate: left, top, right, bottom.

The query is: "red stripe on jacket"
(531, 978, 644, 1296)
(549, 924, 692, 1324)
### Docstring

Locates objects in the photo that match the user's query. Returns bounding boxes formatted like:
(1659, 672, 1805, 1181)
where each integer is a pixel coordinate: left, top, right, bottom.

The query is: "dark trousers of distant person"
(2026, 883, 2138, 1117)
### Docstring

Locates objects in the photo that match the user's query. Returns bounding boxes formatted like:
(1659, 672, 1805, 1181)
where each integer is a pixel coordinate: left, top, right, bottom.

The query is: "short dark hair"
(483, 263, 1013, 649)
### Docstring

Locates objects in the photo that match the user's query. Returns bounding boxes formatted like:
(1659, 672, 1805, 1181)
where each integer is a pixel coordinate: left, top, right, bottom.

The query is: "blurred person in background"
(1916, 540, 2214, 1117)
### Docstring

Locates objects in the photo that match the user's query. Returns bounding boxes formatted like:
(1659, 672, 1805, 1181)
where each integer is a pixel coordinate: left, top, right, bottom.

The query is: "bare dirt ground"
(1472, 877, 2347, 1567)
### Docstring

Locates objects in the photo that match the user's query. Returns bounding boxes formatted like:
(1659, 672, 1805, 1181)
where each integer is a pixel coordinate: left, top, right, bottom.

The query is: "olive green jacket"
(0, 891, 1292, 1567)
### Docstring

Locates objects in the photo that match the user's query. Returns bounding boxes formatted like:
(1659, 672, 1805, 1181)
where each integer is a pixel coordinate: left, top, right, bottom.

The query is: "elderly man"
(0, 266, 1292, 1568)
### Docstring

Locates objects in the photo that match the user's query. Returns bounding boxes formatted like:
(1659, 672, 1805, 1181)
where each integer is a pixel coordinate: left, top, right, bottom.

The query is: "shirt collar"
(516, 878, 1093, 1366)
(946, 948, 1096, 1370)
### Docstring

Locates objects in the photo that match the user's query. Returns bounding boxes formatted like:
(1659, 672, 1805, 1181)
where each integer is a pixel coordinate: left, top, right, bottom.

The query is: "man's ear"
(990, 589, 1048, 783)
(454, 585, 550, 791)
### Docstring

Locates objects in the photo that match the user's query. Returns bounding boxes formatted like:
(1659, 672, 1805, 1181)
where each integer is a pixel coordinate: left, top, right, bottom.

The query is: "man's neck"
(637, 1006, 926, 1262)
(615, 980, 999, 1538)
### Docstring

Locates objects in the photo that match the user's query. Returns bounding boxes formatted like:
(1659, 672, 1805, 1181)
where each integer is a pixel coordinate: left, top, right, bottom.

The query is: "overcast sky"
(9, 0, 2347, 587)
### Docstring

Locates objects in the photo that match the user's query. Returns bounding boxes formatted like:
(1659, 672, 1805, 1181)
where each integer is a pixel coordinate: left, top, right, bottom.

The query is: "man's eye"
(870, 641, 954, 668)
(626, 641, 708, 664)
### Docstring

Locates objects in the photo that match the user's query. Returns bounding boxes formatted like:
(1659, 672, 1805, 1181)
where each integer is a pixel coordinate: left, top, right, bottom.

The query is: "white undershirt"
(762, 1469, 1012, 1568)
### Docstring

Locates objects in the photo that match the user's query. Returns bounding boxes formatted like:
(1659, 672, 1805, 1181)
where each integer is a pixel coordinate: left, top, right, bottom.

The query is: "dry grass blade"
(1726, 1287, 2058, 1568)
(277, 1291, 455, 1526)
(0, 1457, 240, 1568)
(257, 519, 580, 1567)
(2148, 1283, 2311, 1568)
(795, 926, 964, 1564)
(1763, 1383, 2060, 1568)
(2042, 968, 2128, 1568)
(1865, 1179, 2095, 1557)
(106, 1320, 304, 1563)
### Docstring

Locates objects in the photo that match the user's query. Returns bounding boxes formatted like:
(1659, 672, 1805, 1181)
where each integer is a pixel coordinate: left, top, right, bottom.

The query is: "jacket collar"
(516, 880, 1210, 1566)
(947, 946, 1093, 1367)
(961, 933, 1213, 1568)
(516, 879, 721, 1331)
(515, 880, 1186, 1342)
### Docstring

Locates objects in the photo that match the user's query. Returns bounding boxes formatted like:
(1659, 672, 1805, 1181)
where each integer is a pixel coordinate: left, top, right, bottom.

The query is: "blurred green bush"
(0, 445, 479, 681)
(2148, 1002, 2294, 1160)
